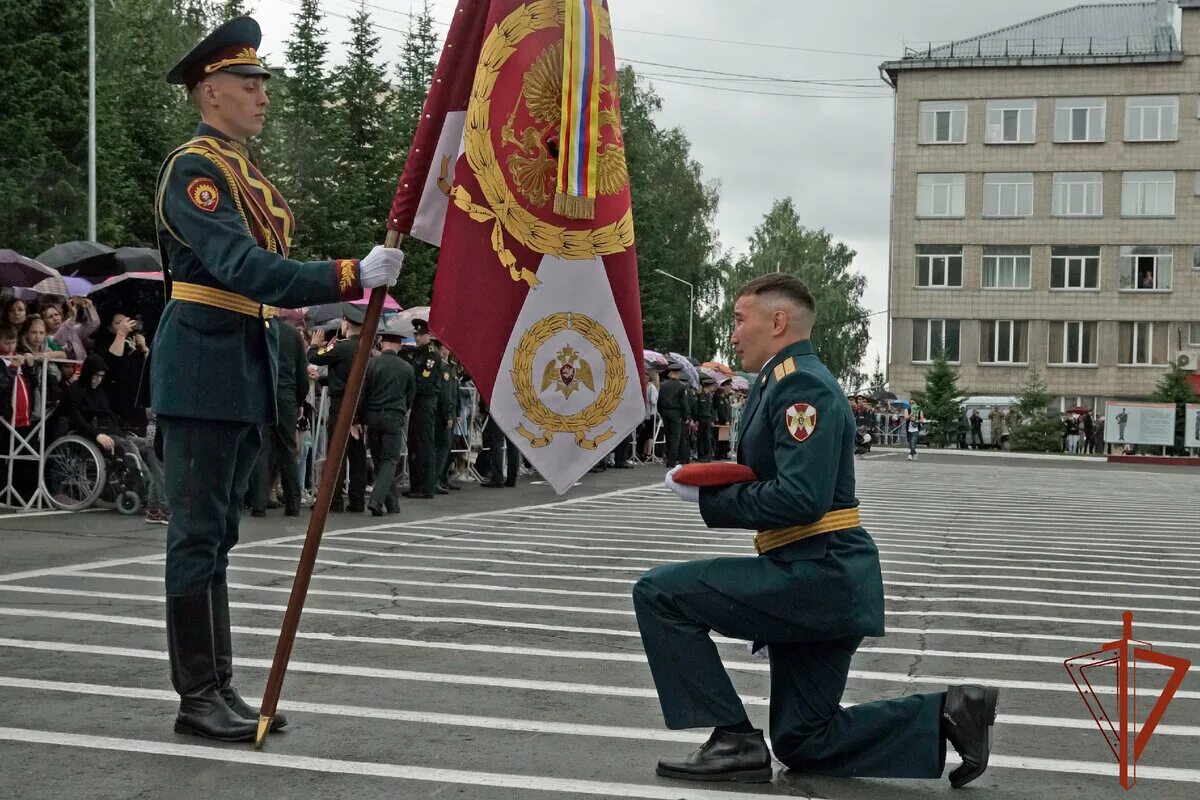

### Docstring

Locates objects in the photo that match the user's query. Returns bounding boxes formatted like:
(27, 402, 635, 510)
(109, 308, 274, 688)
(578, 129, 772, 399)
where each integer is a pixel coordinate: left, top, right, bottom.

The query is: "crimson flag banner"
(388, 0, 644, 494)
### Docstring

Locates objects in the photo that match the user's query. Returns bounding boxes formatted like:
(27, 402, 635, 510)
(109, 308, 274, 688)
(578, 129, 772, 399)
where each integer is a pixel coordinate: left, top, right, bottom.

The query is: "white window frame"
(1118, 321, 1166, 366)
(916, 173, 966, 218)
(1125, 96, 1179, 142)
(918, 101, 968, 144)
(915, 246, 963, 288)
(1189, 322, 1200, 347)
(1052, 172, 1103, 217)
(980, 319, 1029, 364)
(981, 246, 1032, 289)
(1054, 98, 1106, 143)
(1193, 246, 1200, 270)
(983, 173, 1034, 218)
(1049, 321, 1098, 366)
(912, 319, 961, 364)
(1050, 247, 1101, 290)
(986, 99, 1036, 144)
(1121, 171, 1175, 217)
(1119, 246, 1173, 291)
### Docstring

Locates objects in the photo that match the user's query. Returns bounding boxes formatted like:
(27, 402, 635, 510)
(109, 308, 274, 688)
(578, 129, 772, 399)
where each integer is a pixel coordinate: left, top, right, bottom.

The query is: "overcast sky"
(253, 0, 1165, 374)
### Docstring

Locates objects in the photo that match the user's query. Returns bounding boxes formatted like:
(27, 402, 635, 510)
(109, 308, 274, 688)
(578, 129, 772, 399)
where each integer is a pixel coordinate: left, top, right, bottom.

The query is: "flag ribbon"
(554, 0, 601, 220)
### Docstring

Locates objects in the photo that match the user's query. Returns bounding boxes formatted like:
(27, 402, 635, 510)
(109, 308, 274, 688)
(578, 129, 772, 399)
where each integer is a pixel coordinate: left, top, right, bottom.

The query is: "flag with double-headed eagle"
(388, 0, 644, 494)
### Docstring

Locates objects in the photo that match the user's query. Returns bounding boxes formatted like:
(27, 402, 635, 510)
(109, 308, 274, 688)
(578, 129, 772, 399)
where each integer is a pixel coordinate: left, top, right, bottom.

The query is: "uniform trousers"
(632, 554, 946, 779)
(367, 413, 403, 511)
(249, 399, 300, 512)
(161, 416, 261, 594)
(408, 397, 437, 494)
(661, 412, 687, 468)
(328, 398, 367, 509)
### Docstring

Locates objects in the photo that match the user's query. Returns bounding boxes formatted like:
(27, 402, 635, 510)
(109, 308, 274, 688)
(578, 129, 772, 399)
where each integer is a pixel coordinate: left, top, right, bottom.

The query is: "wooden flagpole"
(254, 230, 403, 747)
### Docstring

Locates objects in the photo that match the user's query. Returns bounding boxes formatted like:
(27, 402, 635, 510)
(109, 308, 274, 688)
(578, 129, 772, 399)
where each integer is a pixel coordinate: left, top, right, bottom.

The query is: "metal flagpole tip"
(254, 716, 272, 749)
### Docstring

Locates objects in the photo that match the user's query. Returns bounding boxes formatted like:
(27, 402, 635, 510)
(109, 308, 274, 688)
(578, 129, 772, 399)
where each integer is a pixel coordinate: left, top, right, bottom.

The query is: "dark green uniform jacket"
(412, 344, 443, 401)
(277, 323, 308, 408)
(151, 123, 361, 424)
(697, 339, 885, 639)
(308, 335, 360, 402)
(695, 392, 714, 420)
(657, 378, 687, 415)
(364, 351, 416, 418)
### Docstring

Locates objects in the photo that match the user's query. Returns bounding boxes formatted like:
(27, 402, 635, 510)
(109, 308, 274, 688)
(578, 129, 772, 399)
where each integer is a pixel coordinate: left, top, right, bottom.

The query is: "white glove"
(664, 465, 699, 504)
(360, 245, 404, 289)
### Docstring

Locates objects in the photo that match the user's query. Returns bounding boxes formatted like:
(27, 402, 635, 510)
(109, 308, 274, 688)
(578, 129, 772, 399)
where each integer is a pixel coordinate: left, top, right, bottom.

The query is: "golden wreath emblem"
(455, 0, 634, 289)
(512, 312, 626, 449)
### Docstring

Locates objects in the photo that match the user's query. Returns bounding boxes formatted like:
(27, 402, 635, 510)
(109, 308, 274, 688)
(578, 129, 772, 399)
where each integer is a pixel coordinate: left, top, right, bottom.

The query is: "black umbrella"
(871, 390, 898, 402)
(36, 241, 116, 273)
(88, 272, 166, 339)
(113, 247, 162, 272)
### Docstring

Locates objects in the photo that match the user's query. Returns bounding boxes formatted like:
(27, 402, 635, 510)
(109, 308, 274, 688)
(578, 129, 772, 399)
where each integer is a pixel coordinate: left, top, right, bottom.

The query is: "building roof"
(881, 2, 1181, 83)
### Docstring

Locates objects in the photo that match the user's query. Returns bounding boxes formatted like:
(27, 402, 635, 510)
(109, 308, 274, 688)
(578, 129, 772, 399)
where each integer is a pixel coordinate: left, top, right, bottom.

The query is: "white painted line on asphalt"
(327, 535, 745, 560)
(262, 543, 651, 572)
(883, 568, 1200, 595)
(5, 675, 1200, 741)
(0, 727, 801, 799)
(874, 548, 1200, 575)
(232, 554, 634, 584)
(0, 637, 1189, 700)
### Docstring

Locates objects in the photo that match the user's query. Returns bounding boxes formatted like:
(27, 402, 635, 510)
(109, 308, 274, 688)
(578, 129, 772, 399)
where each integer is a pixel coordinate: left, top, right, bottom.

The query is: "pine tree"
(219, 0, 251, 19)
(910, 352, 963, 448)
(1150, 364, 1199, 454)
(0, 0, 89, 252)
(868, 355, 886, 397)
(327, 1, 394, 259)
(271, 0, 335, 260)
(1009, 366, 1061, 452)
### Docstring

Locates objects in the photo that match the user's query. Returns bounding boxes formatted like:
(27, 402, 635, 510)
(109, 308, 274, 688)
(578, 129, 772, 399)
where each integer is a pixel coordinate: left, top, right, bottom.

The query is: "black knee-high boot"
(210, 583, 287, 731)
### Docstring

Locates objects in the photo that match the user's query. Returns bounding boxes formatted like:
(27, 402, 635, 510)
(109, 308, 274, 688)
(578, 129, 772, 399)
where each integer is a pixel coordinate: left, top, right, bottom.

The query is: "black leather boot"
(655, 728, 772, 783)
(942, 684, 999, 788)
(210, 583, 287, 731)
(166, 592, 257, 741)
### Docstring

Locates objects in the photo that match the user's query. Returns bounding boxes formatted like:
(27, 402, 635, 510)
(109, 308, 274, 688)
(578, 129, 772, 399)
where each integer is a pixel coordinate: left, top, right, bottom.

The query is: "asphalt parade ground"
(1, 450, 1198, 800)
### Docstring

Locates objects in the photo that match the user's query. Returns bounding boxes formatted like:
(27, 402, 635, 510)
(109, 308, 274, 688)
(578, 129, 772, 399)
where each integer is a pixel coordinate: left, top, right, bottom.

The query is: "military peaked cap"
(167, 16, 271, 90)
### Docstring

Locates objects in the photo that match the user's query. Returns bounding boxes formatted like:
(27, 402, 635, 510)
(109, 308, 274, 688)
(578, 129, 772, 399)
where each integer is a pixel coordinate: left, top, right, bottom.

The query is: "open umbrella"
(667, 352, 700, 388)
(729, 376, 749, 392)
(389, 306, 430, 337)
(342, 288, 401, 310)
(305, 293, 401, 326)
(0, 250, 63, 288)
(88, 272, 166, 338)
(643, 349, 668, 368)
(871, 389, 898, 402)
(701, 361, 733, 377)
(36, 241, 115, 272)
(700, 366, 727, 385)
(112, 246, 162, 273)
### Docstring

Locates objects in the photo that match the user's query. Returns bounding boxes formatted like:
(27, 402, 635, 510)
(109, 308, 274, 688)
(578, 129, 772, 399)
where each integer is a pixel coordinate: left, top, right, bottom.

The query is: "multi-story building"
(882, 0, 1200, 412)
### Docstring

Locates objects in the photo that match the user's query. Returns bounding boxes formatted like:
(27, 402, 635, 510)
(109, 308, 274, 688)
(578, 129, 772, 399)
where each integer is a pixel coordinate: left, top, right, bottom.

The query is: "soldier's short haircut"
(736, 274, 816, 316)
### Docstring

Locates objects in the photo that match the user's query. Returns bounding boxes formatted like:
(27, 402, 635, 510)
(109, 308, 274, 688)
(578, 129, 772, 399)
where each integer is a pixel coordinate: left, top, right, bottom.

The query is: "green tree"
(910, 352, 964, 448)
(0, 0, 89, 252)
(868, 355, 886, 397)
(1150, 364, 1199, 454)
(717, 198, 869, 383)
(326, 1, 394, 259)
(1009, 366, 1061, 453)
(219, 0, 251, 18)
(270, 0, 335, 260)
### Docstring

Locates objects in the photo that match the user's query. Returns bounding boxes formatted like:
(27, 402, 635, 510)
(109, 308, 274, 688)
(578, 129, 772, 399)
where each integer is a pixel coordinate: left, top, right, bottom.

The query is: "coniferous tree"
(1009, 366, 1061, 452)
(1150, 364, 1199, 454)
(910, 352, 964, 448)
(868, 355, 886, 397)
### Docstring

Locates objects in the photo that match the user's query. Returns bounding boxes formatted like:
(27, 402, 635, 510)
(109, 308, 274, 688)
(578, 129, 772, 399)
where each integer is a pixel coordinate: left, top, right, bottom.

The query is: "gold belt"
(754, 508, 861, 554)
(172, 281, 277, 320)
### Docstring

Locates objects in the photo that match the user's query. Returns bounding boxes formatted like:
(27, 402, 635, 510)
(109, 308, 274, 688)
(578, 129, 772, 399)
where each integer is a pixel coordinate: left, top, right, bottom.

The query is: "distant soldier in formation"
(405, 319, 442, 499)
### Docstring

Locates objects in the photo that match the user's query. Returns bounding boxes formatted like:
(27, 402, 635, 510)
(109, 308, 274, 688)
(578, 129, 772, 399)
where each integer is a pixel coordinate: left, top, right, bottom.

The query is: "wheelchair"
(41, 433, 149, 514)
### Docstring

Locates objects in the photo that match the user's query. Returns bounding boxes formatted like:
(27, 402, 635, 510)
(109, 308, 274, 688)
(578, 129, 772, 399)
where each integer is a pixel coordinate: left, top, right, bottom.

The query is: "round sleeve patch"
(187, 178, 220, 212)
(785, 402, 818, 443)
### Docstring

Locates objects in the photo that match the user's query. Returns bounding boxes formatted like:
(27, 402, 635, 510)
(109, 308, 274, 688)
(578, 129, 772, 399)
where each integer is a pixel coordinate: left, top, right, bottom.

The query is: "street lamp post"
(654, 268, 694, 358)
(87, 0, 97, 242)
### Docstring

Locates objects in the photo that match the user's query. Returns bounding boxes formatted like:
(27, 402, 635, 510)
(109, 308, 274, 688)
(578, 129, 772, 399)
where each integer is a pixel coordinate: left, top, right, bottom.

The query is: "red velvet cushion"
(672, 463, 758, 487)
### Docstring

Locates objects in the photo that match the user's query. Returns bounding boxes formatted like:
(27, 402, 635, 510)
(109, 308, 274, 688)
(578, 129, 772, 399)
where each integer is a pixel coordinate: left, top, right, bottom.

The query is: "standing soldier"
(657, 363, 688, 469)
(634, 275, 998, 786)
(433, 338, 460, 494)
(307, 305, 369, 513)
(363, 319, 415, 516)
(153, 16, 402, 742)
(695, 376, 715, 462)
(714, 381, 733, 460)
(405, 318, 442, 499)
(249, 309, 308, 517)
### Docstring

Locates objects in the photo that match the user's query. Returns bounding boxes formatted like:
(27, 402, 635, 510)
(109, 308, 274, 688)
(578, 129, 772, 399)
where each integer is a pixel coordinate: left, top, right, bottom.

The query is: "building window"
(1054, 97, 1106, 142)
(912, 319, 961, 363)
(983, 173, 1034, 217)
(915, 246, 963, 288)
(1193, 246, 1200, 270)
(916, 173, 965, 217)
(1118, 322, 1168, 365)
(918, 101, 967, 144)
(1125, 96, 1179, 142)
(1049, 321, 1098, 365)
(981, 246, 1032, 289)
(1052, 172, 1103, 217)
(1119, 246, 1173, 291)
(1121, 171, 1175, 217)
(1189, 323, 1200, 346)
(1050, 246, 1100, 290)
(980, 320, 1029, 364)
(986, 99, 1036, 143)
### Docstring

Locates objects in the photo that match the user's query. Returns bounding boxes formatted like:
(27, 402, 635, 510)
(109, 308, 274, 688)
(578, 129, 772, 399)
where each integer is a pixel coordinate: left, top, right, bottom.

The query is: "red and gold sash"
(174, 136, 295, 257)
